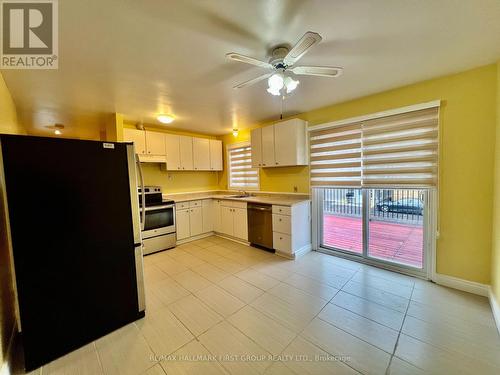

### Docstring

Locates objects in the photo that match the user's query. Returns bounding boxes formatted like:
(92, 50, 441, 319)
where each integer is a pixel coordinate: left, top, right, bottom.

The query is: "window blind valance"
(309, 106, 439, 188)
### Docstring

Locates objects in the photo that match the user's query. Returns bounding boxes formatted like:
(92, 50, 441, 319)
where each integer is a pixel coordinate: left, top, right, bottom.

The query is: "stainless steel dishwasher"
(247, 203, 273, 250)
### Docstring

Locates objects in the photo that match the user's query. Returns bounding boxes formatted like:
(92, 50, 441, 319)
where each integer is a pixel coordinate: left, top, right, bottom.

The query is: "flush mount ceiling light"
(226, 31, 343, 97)
(232, 128, 239, 137)
(45, 124, 64, 135)
(157, 114, 174, 124)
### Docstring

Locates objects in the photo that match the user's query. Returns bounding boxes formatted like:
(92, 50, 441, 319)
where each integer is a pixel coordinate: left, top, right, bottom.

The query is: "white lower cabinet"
(176, 201, 204, 240)
(212, 199, 222, 232)
(176, 209, 191, 240)
(217, 201, 248, 241)
(272, 202, 311, 258)
(189, 206, 203, 237)
(202, 199, 213, 233)
(233, 208, 248, 241)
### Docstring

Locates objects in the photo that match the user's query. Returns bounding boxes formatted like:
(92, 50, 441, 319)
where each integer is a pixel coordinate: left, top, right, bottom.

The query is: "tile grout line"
(384, 280, 415, 375)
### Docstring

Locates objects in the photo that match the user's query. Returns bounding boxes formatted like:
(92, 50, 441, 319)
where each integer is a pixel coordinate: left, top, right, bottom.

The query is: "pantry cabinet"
(250, 118, 308, 168)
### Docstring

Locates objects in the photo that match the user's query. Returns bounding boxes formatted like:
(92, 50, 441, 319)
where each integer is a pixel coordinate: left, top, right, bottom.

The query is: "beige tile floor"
(21, 235, 500, 375)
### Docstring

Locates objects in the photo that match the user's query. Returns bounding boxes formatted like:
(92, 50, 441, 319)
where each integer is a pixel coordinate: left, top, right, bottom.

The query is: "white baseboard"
(488, 287, 500, 336)
(276, 244, 312, 260)
(433, 273, 489, 297)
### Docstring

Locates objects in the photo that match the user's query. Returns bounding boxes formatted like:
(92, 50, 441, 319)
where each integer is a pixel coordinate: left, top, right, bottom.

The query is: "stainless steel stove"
(138, 186, 176, 255)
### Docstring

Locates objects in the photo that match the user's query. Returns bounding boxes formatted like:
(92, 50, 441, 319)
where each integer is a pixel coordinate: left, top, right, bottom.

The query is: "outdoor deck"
(323, 214, 423, 268)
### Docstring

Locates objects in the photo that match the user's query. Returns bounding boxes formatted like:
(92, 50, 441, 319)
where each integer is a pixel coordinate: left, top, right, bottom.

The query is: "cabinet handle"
(280, 237, 283, 240)
(275, 162, 278, 165)
(279, 218, 282, 222)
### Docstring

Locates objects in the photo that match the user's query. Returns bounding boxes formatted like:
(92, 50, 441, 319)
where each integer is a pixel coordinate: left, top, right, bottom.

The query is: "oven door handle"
(140, 204, 175, 212)
(136, 154, 146, 231)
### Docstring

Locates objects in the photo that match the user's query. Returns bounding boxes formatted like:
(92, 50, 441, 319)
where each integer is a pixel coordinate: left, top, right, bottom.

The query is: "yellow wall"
(123, 121, 221, 193)
(0, 73, 23, 135)
(220, 64, 497, 284)
(491, 61, 500, 300)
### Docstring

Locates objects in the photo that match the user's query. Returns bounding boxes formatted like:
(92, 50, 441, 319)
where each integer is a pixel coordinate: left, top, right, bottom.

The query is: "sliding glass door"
(319, 187, 428, 274)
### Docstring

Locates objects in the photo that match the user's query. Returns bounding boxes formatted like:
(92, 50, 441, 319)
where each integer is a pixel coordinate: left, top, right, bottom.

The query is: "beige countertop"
(162, 190, 310, 207)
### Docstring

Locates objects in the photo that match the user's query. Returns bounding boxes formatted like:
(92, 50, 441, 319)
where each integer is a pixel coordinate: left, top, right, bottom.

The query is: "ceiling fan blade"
(283, 31, 322, 66)
(290, 65, 343, 78)
(226, 53, 273, 69)
(233, 73, 273, 89)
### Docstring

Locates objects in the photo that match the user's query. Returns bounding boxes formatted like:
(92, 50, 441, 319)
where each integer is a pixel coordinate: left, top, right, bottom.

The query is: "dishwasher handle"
(248, 204, 272, 212)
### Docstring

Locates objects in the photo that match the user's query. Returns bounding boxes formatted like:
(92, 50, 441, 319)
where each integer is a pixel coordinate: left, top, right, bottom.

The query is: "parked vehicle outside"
(376, 198, 423, 215)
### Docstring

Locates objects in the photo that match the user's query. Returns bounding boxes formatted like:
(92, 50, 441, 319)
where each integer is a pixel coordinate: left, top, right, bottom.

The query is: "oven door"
(141, 204, 176, 239)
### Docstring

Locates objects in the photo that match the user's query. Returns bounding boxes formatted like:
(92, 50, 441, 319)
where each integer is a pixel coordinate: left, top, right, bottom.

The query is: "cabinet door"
(176, 209, 190, 240)
(233, 208, 248, 241)
(219, 206, 233, 236)
(165, 134, 181, 171)
(274, 119, 307, 166)
(202, 199, 213, 233)
(179, 136, 194, 170)
(145, 131, 166, 155)
(213, 200, 221, 232)
(261, 125, 275, 167)
(189, 207, 203, 237)
(250, 128, 262, 168)
(123, 128, 146, 155)
(209, 140, 223, 171)
(193, 138, 210, 171)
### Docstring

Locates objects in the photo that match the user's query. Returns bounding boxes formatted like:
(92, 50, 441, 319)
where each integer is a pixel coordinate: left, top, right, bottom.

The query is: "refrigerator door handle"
(134, 245, 146, 312)
(126, 145, 142, 245)
(136, 155, 146, 231)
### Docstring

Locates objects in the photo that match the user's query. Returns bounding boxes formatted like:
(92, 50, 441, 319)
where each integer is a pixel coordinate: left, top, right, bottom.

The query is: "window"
(227, 142, 259, 190)
(310, 103, 439, 275)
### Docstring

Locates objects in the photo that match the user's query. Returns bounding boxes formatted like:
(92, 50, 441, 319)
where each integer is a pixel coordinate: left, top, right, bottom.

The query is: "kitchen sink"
(227, 194, 254, 198)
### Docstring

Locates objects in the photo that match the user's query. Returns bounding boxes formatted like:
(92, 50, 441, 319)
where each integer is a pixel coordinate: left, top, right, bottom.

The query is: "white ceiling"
(3, 0, 500, 138)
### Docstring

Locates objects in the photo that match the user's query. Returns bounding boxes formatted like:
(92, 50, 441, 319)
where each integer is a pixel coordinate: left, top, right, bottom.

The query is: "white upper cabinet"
(193, 138, 210, 171)
(250, 119, 308, 168)
(123, 128, 147, 155)
(261, 125, 275, 167)
(179, 136, 194, 170)
(209, 140, 223, 171)
(274, 119, 308, 166)
(250, 128, 262, 168)
(165, 134, 182, 170)
(145, 131, 166, 155)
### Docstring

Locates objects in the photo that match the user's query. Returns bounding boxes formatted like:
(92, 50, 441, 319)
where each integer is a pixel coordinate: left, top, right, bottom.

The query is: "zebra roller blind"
(228, 143, 259, 189)
(310, 105, 439, 187)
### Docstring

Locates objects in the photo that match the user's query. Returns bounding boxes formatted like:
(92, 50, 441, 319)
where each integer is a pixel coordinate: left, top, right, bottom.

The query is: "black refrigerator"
(0, 135, 146, 371)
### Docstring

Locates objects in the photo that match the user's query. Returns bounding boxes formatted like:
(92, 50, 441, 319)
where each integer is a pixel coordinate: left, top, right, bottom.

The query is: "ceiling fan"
(226, 31, 343, 96)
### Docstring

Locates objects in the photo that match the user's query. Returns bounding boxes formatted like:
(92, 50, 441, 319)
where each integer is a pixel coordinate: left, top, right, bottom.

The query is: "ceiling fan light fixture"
(267, 73, 284, 92)
(157, 114, 174, 124)
(284, 76, 299, 93)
